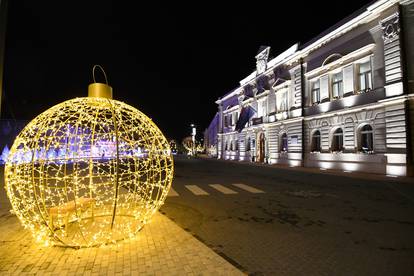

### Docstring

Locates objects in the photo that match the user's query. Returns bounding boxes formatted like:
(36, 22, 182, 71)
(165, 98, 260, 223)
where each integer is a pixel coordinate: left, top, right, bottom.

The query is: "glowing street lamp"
(190, 124, 196, 156)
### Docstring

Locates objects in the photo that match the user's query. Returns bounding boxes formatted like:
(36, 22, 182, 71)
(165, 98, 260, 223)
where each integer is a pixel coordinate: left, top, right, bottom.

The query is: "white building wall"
(238, 131, 248, 161)
(304, 102, 408, 175)
(385, 103, 408, 175)
(265, 120, 303, 166)
(213, 1, 413, 176)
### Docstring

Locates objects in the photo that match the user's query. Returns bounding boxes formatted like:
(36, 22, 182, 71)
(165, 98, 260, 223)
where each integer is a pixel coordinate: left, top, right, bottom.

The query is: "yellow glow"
(182, 136, 194, 154)
(5, 97, 174, 248)
(196, 143, 205, 153)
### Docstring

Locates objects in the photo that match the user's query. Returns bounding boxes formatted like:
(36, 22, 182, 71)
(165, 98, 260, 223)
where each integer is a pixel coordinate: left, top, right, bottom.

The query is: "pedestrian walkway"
(232, 183, 265, 194)
(0, 179, 244, 275)
(168, 183, 265, 197)
(167, 187, 179, 197)
(209, 184, 238, 194)
(185, 185, 210, 195)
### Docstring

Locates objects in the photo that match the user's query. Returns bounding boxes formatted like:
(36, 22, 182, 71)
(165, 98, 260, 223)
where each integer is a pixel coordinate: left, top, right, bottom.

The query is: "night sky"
(2, 0, 373, 141)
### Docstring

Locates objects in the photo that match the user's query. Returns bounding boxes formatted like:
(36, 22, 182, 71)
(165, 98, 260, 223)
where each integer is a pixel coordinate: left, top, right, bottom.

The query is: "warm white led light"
(5, 97, 174, 248)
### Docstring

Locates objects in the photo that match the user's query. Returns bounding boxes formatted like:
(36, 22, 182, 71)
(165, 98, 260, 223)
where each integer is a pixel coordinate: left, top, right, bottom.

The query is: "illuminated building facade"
(204, 113, 219, 157)
(212, 0, 414, 176)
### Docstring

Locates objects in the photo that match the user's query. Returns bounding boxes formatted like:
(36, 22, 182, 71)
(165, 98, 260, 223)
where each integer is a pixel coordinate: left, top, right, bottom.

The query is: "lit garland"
(169, 139, 177, 154)
(195, 143, 205, 153)
(207, 145, 217, 156)
(182, 136, 205, 155)
(5, 95, 173, 248)
(182, 136, 194, 154)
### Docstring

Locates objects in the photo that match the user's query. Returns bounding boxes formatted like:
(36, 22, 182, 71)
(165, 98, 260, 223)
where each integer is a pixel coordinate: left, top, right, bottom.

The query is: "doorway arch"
(257, 132, 265, 163)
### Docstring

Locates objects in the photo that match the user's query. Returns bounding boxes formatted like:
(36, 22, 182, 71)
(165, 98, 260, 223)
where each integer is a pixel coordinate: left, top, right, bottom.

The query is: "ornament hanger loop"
(92, 65, 109, 84)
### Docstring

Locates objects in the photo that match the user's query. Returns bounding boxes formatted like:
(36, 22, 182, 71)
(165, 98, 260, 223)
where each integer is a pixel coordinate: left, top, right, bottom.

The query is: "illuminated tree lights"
(0, 144, 9, 164)
(169, 140, 177, 154)
(182, 136, 194, 154)
(182, 136, 204, 155)
(5, 95, 174, 248)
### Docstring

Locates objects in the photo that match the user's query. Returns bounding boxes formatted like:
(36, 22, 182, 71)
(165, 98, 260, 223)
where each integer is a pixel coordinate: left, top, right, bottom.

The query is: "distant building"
(207, 0, 414, 176)
(204, 113, 219, 157)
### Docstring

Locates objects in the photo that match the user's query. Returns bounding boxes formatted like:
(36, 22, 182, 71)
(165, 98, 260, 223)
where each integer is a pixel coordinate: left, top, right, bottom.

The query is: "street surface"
(161, 155, 414, 276)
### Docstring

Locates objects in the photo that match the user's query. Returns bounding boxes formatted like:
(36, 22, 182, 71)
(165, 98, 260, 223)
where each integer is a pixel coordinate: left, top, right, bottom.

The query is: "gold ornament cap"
(88, 65, 113, 99)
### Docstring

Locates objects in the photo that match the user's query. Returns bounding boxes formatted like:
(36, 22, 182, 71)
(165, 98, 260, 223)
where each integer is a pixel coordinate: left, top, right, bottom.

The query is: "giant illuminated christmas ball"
(4, 67, 174, 248)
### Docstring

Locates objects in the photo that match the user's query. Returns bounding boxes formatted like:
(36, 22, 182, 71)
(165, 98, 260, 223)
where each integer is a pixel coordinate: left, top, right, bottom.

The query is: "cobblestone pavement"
(160, 156, 414, 276)
(0, 167, 244, 276)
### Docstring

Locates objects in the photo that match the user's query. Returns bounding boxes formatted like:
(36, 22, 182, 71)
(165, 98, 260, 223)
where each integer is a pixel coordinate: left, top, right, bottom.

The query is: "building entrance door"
(257, 132, 265, 163)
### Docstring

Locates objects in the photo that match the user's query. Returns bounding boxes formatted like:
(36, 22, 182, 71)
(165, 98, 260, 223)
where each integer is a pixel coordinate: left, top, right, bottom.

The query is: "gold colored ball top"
(88, 83, 113, 99)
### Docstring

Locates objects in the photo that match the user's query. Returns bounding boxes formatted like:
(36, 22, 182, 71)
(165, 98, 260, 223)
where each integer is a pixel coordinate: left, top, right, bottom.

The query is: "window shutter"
(343, 65, 354, 94)
(320, 75, 329, 100)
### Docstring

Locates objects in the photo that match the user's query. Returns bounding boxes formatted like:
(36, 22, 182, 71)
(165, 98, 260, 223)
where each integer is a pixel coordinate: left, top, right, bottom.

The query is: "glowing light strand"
(5, 97, 174, 248)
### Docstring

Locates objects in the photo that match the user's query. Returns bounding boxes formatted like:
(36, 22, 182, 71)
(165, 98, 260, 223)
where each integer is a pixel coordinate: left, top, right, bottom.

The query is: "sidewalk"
(0, 168, 244, 276)
(198, 155, 414, 184)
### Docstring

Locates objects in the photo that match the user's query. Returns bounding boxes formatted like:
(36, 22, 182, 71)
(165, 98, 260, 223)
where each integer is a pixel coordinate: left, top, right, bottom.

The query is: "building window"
(331, 128, 343, 152)
(230, 140, 233, 151)
(358, 61, 372, 92)
(224, 115, 228, 127)
(311, 130, 321, 152)
(280, 133, 288, 152)
(276, 88, 288, 112)
(360, 125, 373, 153)
(311, 80, 320, 104)
(224, 141, 228, 151)
(332, 72, 343, 99)
(246, 138, 251, 151)
(235, 140, 239, 151)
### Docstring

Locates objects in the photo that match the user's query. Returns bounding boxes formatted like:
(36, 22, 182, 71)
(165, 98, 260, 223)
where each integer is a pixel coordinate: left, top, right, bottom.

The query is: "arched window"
(331, 128, 343, 152)
(311, 130, 321, 152)
(280, 133, 288, 152)
(224, 141, 228, 151)
(246, 138, 251, 151)
(230, 140, 233, 151)
(360, 125, 373, 153)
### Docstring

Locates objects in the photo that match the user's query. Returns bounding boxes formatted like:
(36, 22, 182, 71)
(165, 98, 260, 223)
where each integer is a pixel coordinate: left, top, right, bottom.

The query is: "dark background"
(1, 0, 373, 141)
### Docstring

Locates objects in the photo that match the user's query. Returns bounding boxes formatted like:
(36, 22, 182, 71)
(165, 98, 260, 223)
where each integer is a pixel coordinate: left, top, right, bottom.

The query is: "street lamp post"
(191, 124, 196, 156)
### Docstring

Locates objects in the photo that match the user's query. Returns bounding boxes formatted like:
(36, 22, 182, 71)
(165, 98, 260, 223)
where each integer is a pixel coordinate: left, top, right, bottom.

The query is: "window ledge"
(358, 151, 375, 154)
(343, 91, 355, 97)
(356, 88, 372, 94)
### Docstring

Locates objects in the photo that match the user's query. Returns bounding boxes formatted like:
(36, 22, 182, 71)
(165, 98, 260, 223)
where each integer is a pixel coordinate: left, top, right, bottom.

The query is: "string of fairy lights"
(182, 136, 205, 156)
(5, 96, 174, 248)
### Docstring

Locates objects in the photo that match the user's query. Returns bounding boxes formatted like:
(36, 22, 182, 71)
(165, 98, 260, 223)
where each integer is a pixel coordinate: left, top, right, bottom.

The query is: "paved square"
(0, 168, 243, 276)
